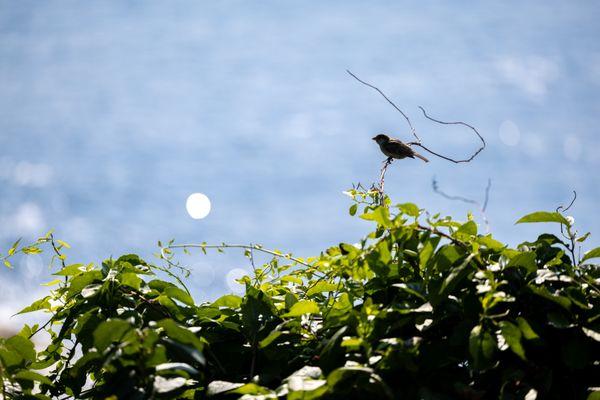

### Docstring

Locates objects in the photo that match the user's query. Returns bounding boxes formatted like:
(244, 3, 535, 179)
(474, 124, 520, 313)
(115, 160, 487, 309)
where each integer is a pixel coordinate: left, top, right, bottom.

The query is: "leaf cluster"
(1, 190, 599, 399)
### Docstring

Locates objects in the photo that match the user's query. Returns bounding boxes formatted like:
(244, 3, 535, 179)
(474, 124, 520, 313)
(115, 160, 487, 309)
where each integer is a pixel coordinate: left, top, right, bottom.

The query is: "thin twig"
(432, 177, 491, 232)
(557, 190, 577, 214)
(556, 191, 578, 266)
(346, 70, 419, 141)
(482, 179, 492, 212)
(416, 224, 468, 249)
(163, 244, 312, 268)
(49, 233, 67, 270)
(556, 190, 577, 240)
(347, 70, 485, 164)
(414, 106, 486, 163)
(378, 157, 393, 197)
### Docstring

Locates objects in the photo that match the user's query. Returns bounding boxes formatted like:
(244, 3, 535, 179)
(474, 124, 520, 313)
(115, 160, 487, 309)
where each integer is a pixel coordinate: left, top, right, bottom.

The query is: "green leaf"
(81, 283, 102, 298)
(120, 272, 143, 290)
(499, 321, 526, 360)
(67, 270, 103, 297)
(16, 296, 52, 314)
(93, 319, 132, 351)
(326, 366, 393, 399)
(588, 391, 600, 400)
(360, 206, 392, 228)
(230, 383, 273, 395)
(54, 263, 85, 276)
(516, 211, 569, 225)
(581, 247, 600, 263)
(207, 381, 245, 396)
(14, 370, 53, 386)
(392, 283, 427, 302)
(158, 319, 203, 351)
(22, 246, 42, 254)
(281, 275, 303, 285)
(8, 237, 22, 256)
(165, 286, 195, 307)
(457, 220, 477, 236)
(516, 317, 539, 340)
(507, 251, 537, 274)
(478, 235, 505, 251)
(212, 294, 243, 308)
(306, 281, 338, 297)
(283, 300, 320, 317)
(529, 286, 571, 310)
(5, 335, 36, 362)
(259, 330, 283, 348)
(349, 204, 358, 216)
(397, 202, 420, 217)
(155, 362, 199, 376)
(435, 253, 476, 301)
(56, 239, 71, 249)
(469, 325, 495, 369)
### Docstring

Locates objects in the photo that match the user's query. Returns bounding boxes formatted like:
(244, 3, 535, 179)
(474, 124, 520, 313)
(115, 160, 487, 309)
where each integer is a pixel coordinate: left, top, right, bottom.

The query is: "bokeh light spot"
(563, 135, 582, 162)
(186, 193, 211, 219)
(225, 268, 249, 294)
(499, 120, 521, 146)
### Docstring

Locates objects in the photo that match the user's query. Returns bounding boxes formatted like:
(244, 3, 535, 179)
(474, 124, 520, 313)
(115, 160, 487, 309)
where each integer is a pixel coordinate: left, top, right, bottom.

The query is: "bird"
(372, 134, 429, 163)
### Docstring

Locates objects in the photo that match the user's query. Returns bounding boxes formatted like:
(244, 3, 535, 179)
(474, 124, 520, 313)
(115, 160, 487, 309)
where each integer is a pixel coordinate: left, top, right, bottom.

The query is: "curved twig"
(347, 70, 485, 164)
(414, 106, 486, 163)
(432, 177, 491, 232)
(556, 190, 577, 241)
(556, 190, 577, 214)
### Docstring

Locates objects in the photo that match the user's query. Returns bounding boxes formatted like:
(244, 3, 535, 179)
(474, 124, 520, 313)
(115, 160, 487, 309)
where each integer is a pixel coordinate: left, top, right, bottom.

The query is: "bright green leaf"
(283, 300, 320, 317)
(165, 286, 195, 307)
(581, 247, 600, 263)
(516, 211, 569, 225)
(306, 281, 338, 297)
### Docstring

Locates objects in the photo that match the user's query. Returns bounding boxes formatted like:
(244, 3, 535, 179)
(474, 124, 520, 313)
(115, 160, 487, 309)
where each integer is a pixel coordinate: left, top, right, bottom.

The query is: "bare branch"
(432, 177, 492, 232)
(346, 70, 420, 142)
(482, 178, 492, 212)
(347, 70, 486, 164)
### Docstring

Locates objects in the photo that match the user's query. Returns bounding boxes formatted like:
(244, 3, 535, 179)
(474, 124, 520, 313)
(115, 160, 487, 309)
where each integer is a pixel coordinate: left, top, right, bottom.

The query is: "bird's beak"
(372, 136, 377, 141)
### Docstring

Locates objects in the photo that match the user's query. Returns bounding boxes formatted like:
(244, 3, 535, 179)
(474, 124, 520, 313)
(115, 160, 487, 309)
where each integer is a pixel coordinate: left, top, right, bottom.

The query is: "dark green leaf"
(93, 319, 132, 351)
(499, 321, 526, 360)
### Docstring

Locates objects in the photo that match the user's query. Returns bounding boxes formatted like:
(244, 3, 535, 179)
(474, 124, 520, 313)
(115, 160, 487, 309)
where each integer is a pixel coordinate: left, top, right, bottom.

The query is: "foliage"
(1, 189, 599, 399)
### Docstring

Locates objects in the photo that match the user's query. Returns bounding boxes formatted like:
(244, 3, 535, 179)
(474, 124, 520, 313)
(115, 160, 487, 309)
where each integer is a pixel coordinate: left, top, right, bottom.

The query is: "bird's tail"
(415, 152, 429, 163)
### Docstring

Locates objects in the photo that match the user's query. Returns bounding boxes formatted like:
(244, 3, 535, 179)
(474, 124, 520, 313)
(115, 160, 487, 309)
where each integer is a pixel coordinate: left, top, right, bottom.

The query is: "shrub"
(1, 189, 599, 399)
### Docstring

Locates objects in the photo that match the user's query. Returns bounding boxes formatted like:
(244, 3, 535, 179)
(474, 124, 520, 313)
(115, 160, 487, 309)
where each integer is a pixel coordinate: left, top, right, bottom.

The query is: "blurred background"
(1, 1, 599, 333)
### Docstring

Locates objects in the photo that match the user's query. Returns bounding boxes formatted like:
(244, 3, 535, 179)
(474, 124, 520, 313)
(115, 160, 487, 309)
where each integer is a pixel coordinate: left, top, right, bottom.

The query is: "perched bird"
(372, 134, 429, 163)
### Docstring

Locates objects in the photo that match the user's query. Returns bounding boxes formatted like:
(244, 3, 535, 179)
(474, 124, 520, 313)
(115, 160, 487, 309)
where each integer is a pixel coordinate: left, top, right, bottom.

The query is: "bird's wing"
(386, 139, 415, 157)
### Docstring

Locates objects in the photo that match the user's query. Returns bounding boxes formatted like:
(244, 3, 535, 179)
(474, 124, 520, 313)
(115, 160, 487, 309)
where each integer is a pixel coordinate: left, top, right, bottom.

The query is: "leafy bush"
(1, 189, 599, 399)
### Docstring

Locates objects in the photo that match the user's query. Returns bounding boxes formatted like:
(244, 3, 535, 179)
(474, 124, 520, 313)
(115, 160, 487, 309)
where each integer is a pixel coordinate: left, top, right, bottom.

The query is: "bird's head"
(372, 134, 390, 144)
